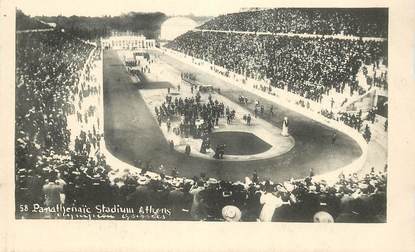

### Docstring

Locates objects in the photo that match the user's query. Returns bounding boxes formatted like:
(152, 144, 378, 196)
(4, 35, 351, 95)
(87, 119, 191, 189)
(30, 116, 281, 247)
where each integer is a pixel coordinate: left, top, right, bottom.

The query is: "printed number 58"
(19, 204, 28, 212)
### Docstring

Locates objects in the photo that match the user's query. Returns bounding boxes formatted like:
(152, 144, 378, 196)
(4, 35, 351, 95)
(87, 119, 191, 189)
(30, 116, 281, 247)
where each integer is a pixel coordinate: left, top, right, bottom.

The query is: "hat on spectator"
(309, 185, 317, 192)
(222, 205, 241, 222)
(275, 183, 284, 191)
(172, 179, 183, 188)
(137, 176, 150, 185)
(283, 181, 294, 192)
(313, 211, 334, 223)
(208, 177, 218, 183)
(207, 178, 218, 185)
(244, 177, 252, 185)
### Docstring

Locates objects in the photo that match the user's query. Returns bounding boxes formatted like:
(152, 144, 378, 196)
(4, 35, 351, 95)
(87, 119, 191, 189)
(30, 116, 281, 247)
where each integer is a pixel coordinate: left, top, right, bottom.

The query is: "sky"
(14, 0, 286, 17)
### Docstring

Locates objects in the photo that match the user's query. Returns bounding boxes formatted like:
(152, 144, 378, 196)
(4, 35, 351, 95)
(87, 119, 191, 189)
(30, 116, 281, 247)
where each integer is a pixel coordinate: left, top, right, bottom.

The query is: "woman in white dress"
(281, 116, 289, 136)
(259, 185, 283, 222)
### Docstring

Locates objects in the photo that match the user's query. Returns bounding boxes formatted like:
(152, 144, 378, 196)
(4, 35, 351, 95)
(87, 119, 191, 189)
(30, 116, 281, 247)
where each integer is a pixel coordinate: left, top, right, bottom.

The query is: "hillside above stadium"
(197, 8, 388, 38)
(36, 12, 167, 39)
(16, 9, 52, 31)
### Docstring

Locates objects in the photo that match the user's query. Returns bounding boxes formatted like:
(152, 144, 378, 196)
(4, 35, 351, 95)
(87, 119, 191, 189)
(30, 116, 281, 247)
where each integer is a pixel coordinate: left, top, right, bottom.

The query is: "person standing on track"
(185, 144, 191, 156)
(281, 117, 289, 136)
(169, 140, 174, 152)
(331, 132, 337, 144)
(167, 119, 171, 132)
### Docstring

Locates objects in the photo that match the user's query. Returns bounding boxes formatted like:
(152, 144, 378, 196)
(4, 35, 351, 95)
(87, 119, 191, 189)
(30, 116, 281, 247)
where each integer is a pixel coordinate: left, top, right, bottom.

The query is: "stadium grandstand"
(197, 8, 388, 38)
(15, 8, 387, 223)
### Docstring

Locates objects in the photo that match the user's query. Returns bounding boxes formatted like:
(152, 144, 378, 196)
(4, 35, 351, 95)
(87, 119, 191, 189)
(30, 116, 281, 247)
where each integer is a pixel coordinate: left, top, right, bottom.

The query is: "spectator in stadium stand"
(259, 181, 283, 222)
(26, 169, 44, 205)
(125, 177, 151, 207)
(197, 8, 388, 38)
(168, 182, 193, 220)
(171, 168, 179, 178)
(166, 31, 386, 106)
(190, 180, 208, 220)
(222, 205, 242, 222)
(313, 211, 334, 223)
(42, 172, 63, 217)
(252, 171, 259, 184)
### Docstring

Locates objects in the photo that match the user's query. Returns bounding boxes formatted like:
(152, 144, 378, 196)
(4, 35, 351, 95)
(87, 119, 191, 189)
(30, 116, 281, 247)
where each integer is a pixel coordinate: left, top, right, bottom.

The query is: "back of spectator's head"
(48, 172, 57, 182)
(183, 182, 192, 193)
(265, 183, 274, 193)
(196, 180, 205, 187)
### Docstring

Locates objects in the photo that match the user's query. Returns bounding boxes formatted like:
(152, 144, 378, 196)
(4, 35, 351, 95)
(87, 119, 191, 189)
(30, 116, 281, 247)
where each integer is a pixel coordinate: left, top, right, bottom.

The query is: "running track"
(103, 49, 362, 182)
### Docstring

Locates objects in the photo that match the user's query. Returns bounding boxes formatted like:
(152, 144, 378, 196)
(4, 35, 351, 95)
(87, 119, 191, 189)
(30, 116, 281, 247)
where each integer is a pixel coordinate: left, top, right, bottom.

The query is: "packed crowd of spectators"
(15, 30, 112, 213)
(198, 8, 388, 38)
(15, 17, 386, 222)
(90, 164, 386, 222)
(166, 31, 386, 103)
(16, 31, 94, 154)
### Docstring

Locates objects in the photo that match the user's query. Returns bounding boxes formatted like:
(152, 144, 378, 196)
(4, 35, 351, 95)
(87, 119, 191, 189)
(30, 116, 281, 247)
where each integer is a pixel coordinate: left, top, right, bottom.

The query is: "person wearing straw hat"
(222, 205, 241, 222)
(313, 211, 334, 223)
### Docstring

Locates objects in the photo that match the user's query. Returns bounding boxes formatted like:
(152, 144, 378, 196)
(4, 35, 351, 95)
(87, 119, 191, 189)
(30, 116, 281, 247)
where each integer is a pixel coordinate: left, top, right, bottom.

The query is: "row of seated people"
(198, 8, 388, 38)
(18, 159, 386, 223)
(166, 31, 387, 103)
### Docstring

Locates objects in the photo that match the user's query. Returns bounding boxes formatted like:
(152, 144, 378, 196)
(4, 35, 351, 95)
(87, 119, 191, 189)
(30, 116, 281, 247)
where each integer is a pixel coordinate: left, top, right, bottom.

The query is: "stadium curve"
(161, 47, 369, 182)
(102, 48, 364, 183)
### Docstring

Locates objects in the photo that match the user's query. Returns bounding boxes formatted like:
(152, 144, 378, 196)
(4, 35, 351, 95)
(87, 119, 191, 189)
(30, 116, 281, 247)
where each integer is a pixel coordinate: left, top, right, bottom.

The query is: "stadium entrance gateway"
(101, 32, 155, 50)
